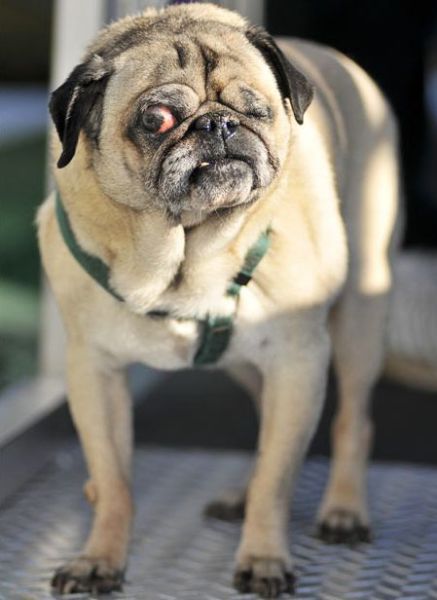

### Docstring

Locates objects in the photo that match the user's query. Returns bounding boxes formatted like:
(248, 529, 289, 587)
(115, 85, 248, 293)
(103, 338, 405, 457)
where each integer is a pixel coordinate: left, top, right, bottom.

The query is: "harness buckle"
(193, 315, 234, 366)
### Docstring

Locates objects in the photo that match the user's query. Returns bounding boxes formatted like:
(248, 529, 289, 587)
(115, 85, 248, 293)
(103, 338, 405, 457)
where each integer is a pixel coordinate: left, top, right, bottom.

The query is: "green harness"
(55, 192, 271, 366)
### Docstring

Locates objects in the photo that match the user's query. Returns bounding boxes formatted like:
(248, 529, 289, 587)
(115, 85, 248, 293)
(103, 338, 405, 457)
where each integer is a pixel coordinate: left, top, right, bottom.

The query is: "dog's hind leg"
(317, 289, 387, 543)
(317, 99, 401, 544)
(51, 343, 133, 595)
(204, 364, 262, 521)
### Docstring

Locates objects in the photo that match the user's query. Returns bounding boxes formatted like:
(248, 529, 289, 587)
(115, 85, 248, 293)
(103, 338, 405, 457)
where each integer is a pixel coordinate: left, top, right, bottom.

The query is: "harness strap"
(227, 229, 271, 297)
(193, 315, 235, 366)
(56, 193, 123, 302)
(55, 191, 271, 365)
(194, 228, 272, 365)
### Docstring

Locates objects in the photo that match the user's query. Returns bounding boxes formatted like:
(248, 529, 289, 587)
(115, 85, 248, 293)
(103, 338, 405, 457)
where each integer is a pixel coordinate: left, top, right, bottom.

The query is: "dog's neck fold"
(54, 143, 274, 316)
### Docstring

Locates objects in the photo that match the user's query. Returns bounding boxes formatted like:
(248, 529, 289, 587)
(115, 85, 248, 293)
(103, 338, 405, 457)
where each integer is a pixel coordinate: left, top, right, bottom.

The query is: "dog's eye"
(246, 106, 273, 120)
(141, 105, 177, 134)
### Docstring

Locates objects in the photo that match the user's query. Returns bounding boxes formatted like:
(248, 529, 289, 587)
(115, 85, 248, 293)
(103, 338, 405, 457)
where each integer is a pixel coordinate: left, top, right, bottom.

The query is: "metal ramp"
(1, 447, 437, 599)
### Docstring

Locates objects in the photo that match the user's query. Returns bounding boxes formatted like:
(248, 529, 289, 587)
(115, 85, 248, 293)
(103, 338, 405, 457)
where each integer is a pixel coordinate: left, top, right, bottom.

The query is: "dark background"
(0, 0, 52, 82)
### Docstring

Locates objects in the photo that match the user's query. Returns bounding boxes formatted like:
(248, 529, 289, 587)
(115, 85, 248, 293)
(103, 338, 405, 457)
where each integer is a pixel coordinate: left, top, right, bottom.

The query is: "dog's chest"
(101, 279, 239, 370)
(105, 244, 255, 368)
(116, 314, 201, 369)
(96, 272, 272, 371)
(93, 229, 329, 371)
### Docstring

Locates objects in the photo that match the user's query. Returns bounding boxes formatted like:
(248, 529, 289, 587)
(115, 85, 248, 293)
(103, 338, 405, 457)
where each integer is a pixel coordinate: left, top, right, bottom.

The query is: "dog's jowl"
(38, 3, 401, 597)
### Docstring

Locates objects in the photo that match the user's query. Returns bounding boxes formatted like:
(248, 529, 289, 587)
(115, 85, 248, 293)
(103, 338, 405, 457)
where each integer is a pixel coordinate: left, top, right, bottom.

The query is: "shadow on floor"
(135, 370, 437, 465)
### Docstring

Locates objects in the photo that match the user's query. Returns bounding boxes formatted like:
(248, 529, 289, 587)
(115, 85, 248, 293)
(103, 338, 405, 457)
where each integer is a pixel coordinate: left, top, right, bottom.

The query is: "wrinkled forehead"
(107, 21, 278, 106)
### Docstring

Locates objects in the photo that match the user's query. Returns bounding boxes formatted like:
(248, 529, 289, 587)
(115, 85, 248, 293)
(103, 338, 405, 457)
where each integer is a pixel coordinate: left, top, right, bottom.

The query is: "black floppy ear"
(246, 26, 314, 125)
(49, 55, 113, 168)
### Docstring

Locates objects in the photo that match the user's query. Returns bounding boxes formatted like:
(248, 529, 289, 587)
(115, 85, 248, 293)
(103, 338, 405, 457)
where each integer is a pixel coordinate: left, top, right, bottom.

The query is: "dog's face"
(50, 4, 313, 225)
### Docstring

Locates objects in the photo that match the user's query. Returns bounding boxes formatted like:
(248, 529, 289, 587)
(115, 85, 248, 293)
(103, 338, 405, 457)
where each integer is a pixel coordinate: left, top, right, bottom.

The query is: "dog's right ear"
(49, 55, 113, 168)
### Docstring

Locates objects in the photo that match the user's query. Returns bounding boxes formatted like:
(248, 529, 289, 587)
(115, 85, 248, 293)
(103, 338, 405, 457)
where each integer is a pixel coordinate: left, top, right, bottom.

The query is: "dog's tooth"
(199, 162, 210, 168)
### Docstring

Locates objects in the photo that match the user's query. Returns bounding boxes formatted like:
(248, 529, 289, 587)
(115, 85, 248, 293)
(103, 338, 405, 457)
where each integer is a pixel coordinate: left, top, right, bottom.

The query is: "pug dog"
(38, 2, 401, 598)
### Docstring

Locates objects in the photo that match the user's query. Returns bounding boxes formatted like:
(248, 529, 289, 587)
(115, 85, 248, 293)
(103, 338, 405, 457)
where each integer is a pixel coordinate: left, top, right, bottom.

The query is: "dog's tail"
(385, 251, 437, 390)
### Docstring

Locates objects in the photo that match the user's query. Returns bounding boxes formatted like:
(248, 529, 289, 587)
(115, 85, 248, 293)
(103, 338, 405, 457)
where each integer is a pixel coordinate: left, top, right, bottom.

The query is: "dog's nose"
(193, 112, 240, 141)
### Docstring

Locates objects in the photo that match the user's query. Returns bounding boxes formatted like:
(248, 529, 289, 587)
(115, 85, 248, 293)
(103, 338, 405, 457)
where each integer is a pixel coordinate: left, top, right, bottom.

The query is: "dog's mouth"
(189, 160, 214, 184)
(188, 157, 255, 188)
(183, 157, 255, 215)
(156, 131, 275, 219)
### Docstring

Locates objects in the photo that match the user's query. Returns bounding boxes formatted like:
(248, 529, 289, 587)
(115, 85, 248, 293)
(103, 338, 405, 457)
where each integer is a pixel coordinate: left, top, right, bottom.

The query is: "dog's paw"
(233, 558, 295, 598)
(51, 556, 124, 594)
(317, 509, 372, 545)
(204, 489, 246, 521)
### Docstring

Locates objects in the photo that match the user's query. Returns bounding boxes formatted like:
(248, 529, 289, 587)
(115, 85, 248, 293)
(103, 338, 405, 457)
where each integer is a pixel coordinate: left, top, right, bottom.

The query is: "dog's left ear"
(49, 55, 113, 168)
(246, 26, 314, 124)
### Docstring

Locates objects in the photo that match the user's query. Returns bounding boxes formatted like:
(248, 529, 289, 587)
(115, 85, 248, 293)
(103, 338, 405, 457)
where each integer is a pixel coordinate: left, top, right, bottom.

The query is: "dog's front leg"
(52, 342, 133, 595)
(234, 329, 330, 598)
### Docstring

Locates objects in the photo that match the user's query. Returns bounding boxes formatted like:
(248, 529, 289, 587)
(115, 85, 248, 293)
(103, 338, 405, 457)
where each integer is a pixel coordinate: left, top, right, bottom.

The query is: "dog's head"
(50, 3, 313, 225)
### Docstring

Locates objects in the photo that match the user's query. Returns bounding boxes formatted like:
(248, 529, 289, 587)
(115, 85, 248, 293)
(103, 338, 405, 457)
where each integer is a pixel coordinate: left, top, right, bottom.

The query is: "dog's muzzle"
(156, 112, 275, 214)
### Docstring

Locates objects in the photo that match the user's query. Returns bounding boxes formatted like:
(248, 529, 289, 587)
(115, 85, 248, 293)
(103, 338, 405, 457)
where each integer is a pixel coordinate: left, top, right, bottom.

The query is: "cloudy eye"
(141, 105, 177, 134)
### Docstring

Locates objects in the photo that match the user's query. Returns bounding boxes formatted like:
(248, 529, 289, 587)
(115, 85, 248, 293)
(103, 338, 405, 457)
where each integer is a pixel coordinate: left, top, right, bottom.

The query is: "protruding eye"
(141, 105, 177, 134)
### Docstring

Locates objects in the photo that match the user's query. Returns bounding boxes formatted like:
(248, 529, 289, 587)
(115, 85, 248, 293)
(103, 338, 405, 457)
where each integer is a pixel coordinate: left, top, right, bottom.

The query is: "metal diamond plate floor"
(1, 447, 437, 600)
